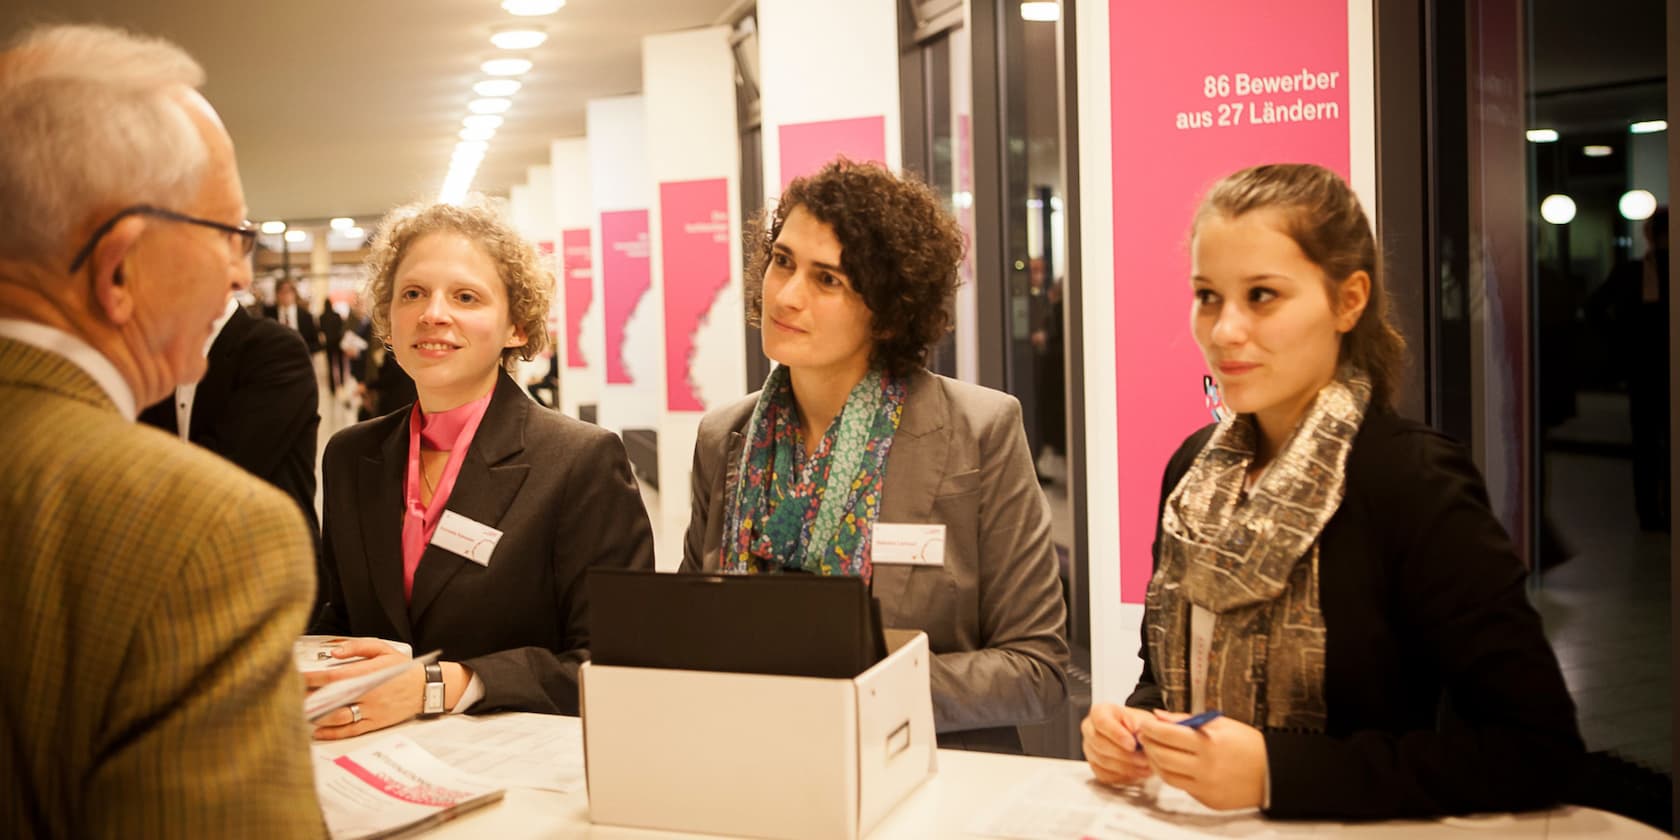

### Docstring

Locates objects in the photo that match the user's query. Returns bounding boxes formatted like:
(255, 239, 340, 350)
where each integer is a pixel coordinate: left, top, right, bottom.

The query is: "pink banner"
(1109, 0, 1351, 602)
(600, 210, 650, 385)
(778, 116, 887, 189)
(561, 228, 592, 370)
(659, 178, 731, 411)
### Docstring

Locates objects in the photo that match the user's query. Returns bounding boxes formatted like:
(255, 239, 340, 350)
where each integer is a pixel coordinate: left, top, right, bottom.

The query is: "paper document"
(296, 635, 414, 673)
(314, 736, 505, 840)
(401, 714, 585, 793)
(305, 650, 440, 723)
(969, 766, 1284, 840)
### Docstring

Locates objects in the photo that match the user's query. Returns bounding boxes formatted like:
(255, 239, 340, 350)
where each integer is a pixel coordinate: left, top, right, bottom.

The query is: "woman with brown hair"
(682, 160, 1069, 752)
(308, 200, 654, 738)
(1081, 163, 1582, 818)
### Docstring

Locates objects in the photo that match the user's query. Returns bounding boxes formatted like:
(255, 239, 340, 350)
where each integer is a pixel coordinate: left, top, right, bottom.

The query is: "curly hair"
(362, 199, 551, 372)
(744, 159, 965, 376)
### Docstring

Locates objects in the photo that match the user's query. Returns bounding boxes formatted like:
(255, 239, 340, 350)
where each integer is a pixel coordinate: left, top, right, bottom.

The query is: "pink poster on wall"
(561, 228, 592, 370)
(778, 116, 887, 189)
(1109, 0, 1350, 602)
(600, 210, 650, 385)
(659, 178, 731, 412)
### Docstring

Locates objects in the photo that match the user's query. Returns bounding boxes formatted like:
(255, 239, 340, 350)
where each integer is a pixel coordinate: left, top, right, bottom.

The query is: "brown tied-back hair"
(744, 158, 965, 376)
(1192, 163, 1407, 409)
(362, 200, 551, 372)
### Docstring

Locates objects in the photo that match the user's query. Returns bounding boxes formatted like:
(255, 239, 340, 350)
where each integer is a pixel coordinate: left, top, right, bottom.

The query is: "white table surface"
(315, 714, 1666, 839)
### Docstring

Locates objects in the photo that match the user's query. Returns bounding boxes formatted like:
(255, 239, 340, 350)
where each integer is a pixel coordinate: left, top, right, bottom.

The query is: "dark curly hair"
(744, 159, 965, 376)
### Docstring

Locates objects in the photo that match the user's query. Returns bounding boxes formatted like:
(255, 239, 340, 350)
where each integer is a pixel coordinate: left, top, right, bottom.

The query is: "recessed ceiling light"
(343, 227, 365, 239)
(469, 98, 512, 115)
(1583, 145, 1613, 158)
(462, 115, 504, 130)
(460, 126, 497, 141)
(1630, 120, 1667, 134)
(502, 0, 565, 15)
(1020, 1, 1059, 21)
(284, 229, 308, 243)
(1525, 129, 1559, 143)
(481, 57, 532, 76)
(491, 26, 547, 50)
(259, 220, 287, 234)
(474, 79, 521, 97)
(329, 217, 354, 230)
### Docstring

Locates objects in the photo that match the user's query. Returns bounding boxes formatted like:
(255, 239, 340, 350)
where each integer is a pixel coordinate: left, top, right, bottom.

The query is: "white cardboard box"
(581, 630, 938, 840)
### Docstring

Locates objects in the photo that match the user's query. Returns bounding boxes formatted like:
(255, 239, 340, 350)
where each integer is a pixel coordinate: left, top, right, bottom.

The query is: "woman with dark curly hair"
(681, 160, 1069, 751)
(308, 200, 654, 738)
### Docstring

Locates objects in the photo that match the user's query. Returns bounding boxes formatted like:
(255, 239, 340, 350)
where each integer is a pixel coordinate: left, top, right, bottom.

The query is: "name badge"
(872, 523, 946, 566)
(431, 510, 503, 567)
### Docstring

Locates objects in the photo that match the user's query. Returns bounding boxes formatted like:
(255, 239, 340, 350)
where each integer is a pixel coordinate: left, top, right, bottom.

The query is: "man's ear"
(87, 216, 148, 326)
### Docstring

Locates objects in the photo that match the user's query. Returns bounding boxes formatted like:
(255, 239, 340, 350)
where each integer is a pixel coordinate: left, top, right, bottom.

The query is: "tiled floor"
(1536, 445, 1672, 773)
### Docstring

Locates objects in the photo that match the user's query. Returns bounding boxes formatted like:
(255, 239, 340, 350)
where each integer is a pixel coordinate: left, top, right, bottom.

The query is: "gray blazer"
(682, 369, 1069, 745)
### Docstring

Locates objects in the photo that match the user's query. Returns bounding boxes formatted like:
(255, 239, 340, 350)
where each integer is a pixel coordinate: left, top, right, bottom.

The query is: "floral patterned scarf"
(719, 365, 907, 584)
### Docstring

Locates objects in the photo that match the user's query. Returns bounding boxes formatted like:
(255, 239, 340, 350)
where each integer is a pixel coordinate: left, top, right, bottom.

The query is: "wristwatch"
(421, 662, 446, 717)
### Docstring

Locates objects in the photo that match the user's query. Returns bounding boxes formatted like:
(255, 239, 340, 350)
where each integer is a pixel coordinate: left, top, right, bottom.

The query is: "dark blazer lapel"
(408, 375, 531, 625)
(360, 413, 414, 640)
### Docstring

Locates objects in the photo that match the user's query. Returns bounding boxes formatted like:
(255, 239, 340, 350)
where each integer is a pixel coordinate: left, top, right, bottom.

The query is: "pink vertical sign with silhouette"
(1109, 0, 1351, 601)
(659, 178, 731, 411)
(600, 210, 650, 385)
(561, 228, 592, 370)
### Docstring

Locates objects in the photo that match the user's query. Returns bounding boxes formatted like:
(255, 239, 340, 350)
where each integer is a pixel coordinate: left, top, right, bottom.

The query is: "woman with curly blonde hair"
(308, 200, 653, 738)
(681, 160, 1069, 752)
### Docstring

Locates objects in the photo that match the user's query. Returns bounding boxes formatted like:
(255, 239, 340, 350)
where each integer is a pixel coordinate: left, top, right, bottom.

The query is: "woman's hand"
(1137, 709, 1269, 810)
(305, 639, 423, 741)
(1082, 703, 1156, 786)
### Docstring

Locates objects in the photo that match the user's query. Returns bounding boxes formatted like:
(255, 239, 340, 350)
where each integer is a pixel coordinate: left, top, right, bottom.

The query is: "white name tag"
(431, 510, 503, 567)
(872, 523, 946, 566)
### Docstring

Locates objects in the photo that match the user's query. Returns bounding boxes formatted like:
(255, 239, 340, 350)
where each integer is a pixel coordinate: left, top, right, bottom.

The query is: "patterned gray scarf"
(1144, 373, 1372, 731)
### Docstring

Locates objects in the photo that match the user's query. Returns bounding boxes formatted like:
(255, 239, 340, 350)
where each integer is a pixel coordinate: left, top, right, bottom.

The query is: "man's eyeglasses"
(68, 204, 258, 273)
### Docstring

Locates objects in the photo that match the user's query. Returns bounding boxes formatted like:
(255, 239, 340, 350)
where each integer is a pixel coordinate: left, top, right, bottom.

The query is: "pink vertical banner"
(659, 178, 731, 411)
(1109, 0, 1350, 602)
(600, 210, 650, 385)
(778, 116, 887, 189)
(561, 229, 592, 370)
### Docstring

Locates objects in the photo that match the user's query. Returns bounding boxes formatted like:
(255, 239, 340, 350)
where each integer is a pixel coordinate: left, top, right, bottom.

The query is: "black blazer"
(264, 304, 320, 353)
(1129, 409, 1583, 820)
(139, 306, 320, 549)
(312, 372, 655, 714)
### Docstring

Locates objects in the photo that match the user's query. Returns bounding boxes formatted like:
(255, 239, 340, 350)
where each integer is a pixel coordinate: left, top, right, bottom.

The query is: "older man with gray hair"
(0, 25, 322, 837)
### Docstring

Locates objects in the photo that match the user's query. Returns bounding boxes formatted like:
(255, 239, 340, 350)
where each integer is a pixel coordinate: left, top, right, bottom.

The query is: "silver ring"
(349, 703, 362, 724)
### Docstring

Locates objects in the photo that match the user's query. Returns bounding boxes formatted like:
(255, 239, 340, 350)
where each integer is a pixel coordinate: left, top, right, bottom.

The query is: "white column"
(644, 26, 745, 571)
(758, 0, 901, 196)
(587, 96, 661, 437)
(551, 138, 599, 418)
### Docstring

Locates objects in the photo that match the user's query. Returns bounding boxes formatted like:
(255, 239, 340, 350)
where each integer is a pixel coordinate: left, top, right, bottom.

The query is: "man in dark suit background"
(264, 278, 320, 353)
(319, 300, 346, 394)
(141, 299, 323, 604)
